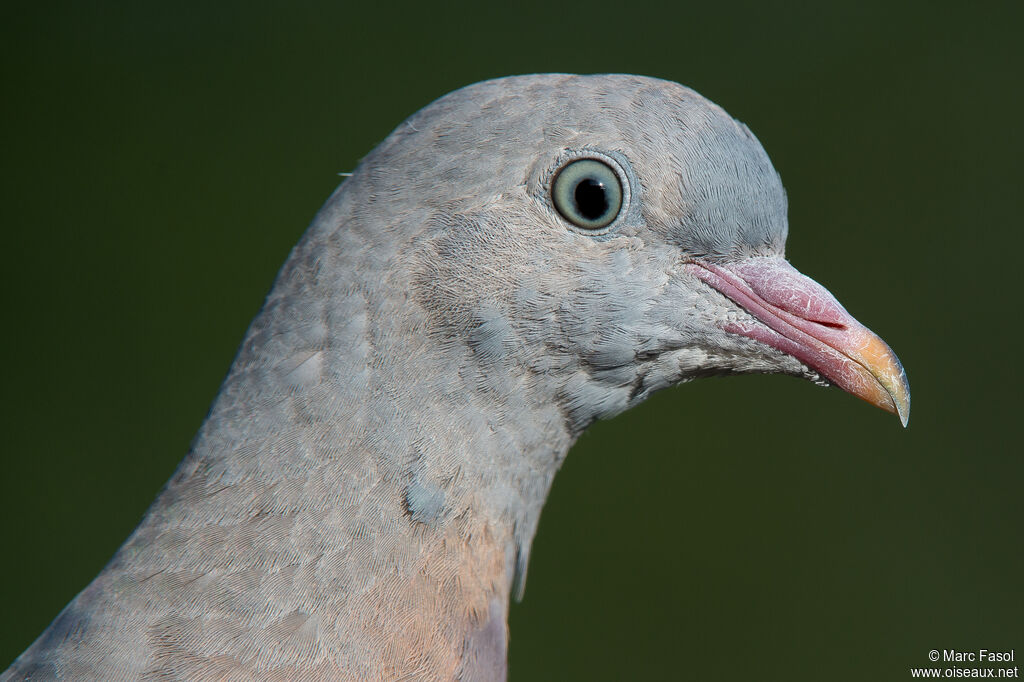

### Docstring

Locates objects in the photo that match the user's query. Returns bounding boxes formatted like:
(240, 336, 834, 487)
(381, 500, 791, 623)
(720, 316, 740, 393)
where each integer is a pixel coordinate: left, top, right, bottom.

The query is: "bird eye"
(551, 158, 623, 230)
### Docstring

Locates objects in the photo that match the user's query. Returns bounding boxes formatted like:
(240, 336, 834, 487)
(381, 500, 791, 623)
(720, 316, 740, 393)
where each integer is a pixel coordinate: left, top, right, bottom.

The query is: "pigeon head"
(6, 74, 910, 681)
(329, 74, 908, 434)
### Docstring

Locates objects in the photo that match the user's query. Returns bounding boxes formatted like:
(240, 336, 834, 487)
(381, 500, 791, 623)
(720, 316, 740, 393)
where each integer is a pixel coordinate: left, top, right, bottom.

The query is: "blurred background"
(2, 2, 1021, 679)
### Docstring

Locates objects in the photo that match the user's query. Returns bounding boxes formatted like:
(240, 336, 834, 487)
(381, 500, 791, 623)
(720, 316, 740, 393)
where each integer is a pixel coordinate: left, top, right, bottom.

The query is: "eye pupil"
(574, 178, 609, 220)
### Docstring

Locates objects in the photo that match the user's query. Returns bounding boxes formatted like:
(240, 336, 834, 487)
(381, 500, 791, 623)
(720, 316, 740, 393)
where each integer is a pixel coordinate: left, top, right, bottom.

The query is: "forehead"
(365, 74, 788, 259)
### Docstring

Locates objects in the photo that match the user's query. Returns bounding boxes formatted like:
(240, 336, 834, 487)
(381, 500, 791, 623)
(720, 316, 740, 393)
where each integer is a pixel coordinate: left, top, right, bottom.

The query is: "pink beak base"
(685, 258, 910, 426)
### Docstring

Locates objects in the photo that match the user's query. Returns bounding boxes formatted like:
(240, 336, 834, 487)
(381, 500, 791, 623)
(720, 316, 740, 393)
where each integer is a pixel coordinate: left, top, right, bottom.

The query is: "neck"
(34, 200, 577, 679)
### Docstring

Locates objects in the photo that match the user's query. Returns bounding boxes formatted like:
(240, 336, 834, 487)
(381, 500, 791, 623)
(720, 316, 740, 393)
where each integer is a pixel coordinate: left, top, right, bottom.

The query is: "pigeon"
(3, 74, 909, 681)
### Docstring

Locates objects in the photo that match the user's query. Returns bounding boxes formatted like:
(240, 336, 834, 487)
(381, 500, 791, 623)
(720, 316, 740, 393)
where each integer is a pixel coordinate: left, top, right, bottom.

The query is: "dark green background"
(2, 2, 1021, 679)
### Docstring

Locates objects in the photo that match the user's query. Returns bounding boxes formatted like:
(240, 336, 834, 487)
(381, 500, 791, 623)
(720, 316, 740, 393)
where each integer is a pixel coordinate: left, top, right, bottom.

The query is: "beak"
(685, 257, 911, 426)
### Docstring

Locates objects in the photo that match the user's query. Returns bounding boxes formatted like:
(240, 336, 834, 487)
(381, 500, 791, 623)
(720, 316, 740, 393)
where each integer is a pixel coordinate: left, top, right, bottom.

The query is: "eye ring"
(551, 158, 624, 231)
